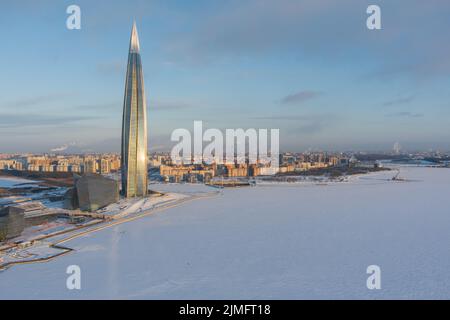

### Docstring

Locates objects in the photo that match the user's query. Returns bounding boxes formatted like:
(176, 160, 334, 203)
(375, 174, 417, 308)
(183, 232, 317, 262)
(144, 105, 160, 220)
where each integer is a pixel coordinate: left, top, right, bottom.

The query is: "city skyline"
(0, 1, 450, 153)
(1, 1, 450, 302)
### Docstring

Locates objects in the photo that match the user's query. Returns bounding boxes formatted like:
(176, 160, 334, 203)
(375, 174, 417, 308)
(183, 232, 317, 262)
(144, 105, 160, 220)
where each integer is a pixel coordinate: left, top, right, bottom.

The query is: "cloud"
(75, 100, 195, 112)
(0, 114, 100, 128)
(96, 61, 125, 76)
(81, 134, 176, 153)
(250, 113, 334, 121)
(167, 0, 356, 62)
(293, 122, 325, 134)
(77, 103, 120, 111)
(165, 0, 450, 79)
(250, 113, 337, 134)
(383, 96, 415, 107)
(151, 100, 193, 111)
(1, 93, 71, 109)
(281, 91, 322, 105)
(385, 111, 424, 118)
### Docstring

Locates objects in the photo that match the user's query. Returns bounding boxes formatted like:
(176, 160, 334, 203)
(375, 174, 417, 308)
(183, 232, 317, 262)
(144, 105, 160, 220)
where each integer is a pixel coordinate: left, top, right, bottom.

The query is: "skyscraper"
(121, 22, 148, 197)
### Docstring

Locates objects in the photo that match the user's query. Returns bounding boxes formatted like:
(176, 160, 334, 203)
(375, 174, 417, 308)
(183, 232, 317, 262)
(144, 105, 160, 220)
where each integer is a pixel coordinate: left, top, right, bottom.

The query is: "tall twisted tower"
(121, 22, 148, 197)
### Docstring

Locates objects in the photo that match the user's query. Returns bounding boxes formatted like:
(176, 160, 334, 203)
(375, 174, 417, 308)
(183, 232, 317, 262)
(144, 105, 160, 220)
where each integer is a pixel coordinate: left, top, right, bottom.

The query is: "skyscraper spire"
(121, 22, 148, 197)
(129, 21, 140, 53)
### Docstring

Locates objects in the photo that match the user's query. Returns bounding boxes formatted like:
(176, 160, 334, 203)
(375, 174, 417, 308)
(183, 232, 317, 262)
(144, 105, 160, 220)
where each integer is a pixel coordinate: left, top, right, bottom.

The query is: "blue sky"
(0, 0, 449, 153)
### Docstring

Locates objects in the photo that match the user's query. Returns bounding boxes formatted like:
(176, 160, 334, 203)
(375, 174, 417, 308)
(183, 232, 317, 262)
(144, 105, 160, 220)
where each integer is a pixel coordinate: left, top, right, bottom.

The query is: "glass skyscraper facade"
(121, 22, 148, 197)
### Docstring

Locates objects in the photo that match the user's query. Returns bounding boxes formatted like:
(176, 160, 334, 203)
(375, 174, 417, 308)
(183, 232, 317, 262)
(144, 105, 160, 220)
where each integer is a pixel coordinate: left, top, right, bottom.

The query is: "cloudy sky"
(0, 0, 449, 153)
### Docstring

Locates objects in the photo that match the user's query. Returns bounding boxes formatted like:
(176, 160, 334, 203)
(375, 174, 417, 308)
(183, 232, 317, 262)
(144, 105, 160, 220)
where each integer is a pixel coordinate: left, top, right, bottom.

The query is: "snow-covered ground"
(149, 183, 217, 195)
(100, 193, 191, 219)
(1, 166, 450, 299)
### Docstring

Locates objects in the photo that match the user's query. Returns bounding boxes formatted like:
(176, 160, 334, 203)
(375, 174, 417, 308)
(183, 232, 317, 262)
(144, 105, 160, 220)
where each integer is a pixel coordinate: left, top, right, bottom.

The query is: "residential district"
(1, 152, 350, 181)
